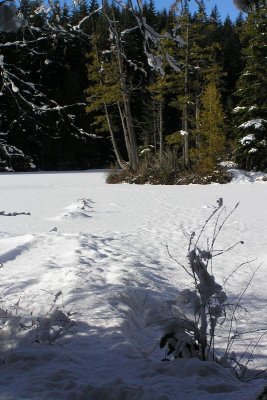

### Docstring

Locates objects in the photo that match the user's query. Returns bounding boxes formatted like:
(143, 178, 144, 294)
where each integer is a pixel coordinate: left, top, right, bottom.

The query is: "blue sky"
(153, 0, 241, 20)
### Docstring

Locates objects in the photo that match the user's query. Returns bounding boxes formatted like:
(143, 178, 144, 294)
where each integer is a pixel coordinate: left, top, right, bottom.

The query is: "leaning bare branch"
(166, 244, 194, 278)
(224, 264, 262, 356)
(223, 259, 257, 287)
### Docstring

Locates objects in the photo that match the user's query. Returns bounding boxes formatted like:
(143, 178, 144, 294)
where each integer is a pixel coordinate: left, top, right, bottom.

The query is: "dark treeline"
(0, 0, 266, 177)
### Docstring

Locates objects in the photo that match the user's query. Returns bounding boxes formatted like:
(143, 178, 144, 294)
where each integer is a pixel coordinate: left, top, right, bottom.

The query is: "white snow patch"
(233, 106, 246, 113)
(248, 148, 258, 154)
(248, 105, 257, 111)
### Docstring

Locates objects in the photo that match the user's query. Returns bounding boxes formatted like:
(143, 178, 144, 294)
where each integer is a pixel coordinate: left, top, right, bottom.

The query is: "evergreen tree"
(165, 3, 224, 167)
(28, 0, 46, 27)
(210, 5, 222, 25)
(71, 0, 89, 26)
(143, 0, 158, 29)
(19, 0, 32, 19)
(61, 2, 70, 27)
(148, 72, 173, 160)
(86, 28, 139, 169)
(222, 15, 243, 98)
(50, 0, 62, 25)
(192, 81, 226, 170)
(234, 4, 267, 170)
(89, 0, 99, 13)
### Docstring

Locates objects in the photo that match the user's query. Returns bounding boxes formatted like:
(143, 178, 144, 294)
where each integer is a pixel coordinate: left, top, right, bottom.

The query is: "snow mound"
(57, 198, 94, 219)
(0, 234, 35, 264)
(228, 168, 267, 183)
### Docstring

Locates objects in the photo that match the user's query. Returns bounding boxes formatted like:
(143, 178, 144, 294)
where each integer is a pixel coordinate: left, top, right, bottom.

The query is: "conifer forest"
(0, 0, 266, 182)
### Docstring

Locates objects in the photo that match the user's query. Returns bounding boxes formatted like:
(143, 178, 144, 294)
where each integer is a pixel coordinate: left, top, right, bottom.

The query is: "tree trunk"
(112, 10, 139, 170)
(104, 103, 126, 169)
(117, 55, 139, 169)
(117, 101, 132, 165)
(93, 42, 126, 169)
(183, 25, 189, 167)
(159, 100, 164, 163)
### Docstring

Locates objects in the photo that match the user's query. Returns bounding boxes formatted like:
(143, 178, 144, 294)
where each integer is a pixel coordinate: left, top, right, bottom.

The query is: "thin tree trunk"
(159, 100, 164, 163)
(153, 102, 157, 153)
(104, 103, 126, 169)
(117, 55, 139, 169)
(183, 25, 189, 167)
(195, 93, 200, 154)
(117, 101, 132, 165)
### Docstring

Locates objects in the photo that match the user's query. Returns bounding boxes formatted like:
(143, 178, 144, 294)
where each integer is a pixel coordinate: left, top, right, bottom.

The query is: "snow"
(228, 168, 267, 183)
(239, 118, 267, 130)
(249, 106, 257, 112)
(240, 133, 255, 145)
(233, 106, 246, 113)
(0, 170, 266, 400)
(248, 148, 258, 153)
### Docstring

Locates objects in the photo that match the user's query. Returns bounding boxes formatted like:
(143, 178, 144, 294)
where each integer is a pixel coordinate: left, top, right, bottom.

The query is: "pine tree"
(89, 0, 99, 13)
(143, 0, 158, 29)
(61, 2, 70, 27)
(165, 3, 225, 168)
(234, 4, 267, 170)
(210, 5, 222, 25)
(71, 0, 89, 27)
(86, 27, 140, 170)
(28, 0, 46, 27)
(148, 73, 172, 161)
(86, 46, 126, 168)
(193, 81, 226, 170)
(50, 0, 62, 25)
(222, 15, 243, 98)
(19, 0, 32, 19)
(162, 4, 192, 166)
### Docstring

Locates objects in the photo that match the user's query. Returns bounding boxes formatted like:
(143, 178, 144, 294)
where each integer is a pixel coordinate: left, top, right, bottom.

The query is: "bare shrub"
(0, 288, 75, 363)
(160, 199, 266, 380)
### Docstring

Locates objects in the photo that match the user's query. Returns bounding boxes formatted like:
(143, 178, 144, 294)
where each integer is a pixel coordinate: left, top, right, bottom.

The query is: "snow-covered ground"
(0, 170, 266, 400)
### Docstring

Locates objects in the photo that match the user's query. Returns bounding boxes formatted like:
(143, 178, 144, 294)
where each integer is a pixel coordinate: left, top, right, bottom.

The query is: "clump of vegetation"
(0, 288, 74, 363)
(106, 153, 231, 185)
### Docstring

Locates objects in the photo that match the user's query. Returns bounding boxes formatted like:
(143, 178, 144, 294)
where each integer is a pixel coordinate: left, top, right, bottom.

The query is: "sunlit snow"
(0, 170, 266, 400)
